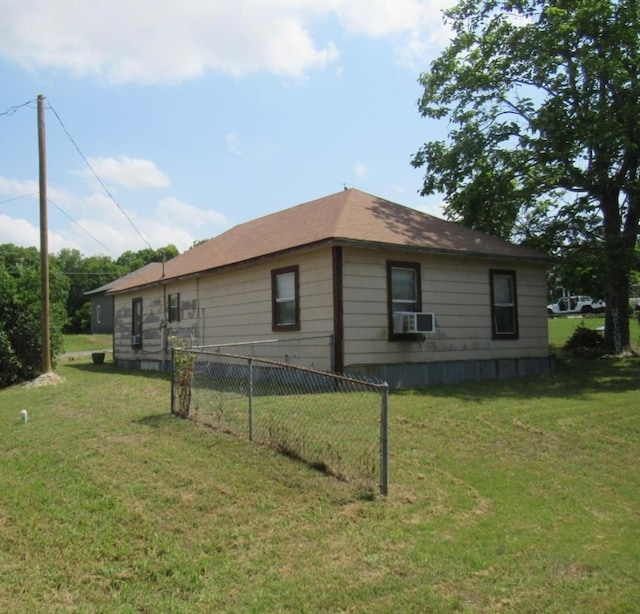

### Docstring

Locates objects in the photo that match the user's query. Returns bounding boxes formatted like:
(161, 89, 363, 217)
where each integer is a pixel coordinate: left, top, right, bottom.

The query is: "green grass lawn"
(1, 338, 639, 612)
(61, 333, 112, 353)
(548, 314, 640, 353)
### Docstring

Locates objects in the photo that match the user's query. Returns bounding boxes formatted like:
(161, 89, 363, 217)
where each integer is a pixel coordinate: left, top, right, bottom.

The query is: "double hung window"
(490, 270, 519, 339)
(168, 293, 180, 323)
(272, 265, 300, 331)
(132, 298, 143, 346)
(387, 261, 422, 339)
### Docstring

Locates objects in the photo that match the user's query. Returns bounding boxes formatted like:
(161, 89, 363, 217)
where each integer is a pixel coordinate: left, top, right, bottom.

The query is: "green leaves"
(0, 248, 65, 386)
(413, 0, 640, 351)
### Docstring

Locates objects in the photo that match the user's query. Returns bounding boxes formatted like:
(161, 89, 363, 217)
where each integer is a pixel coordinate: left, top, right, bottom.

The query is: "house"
(85, 263, 163, 334)
(102, 189, 553, 388)
(85, 283, 114, 334)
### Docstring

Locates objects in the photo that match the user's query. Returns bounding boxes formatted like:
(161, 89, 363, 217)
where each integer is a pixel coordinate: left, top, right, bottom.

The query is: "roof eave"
(107, 237, 550, 295)
(334, 237, 553, 265)
(107, 239, 338, 294)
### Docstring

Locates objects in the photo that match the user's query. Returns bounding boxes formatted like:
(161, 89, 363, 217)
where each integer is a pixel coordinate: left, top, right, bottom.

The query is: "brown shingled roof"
(85, 262, 163, 295)
(108, 189, 549, 293)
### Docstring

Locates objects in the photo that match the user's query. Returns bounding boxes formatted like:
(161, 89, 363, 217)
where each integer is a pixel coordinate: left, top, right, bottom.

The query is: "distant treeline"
(0, 243, 179, 387)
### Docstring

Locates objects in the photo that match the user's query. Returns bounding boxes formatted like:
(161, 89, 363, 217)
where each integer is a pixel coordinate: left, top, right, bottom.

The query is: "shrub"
(563, 323, 605, 357)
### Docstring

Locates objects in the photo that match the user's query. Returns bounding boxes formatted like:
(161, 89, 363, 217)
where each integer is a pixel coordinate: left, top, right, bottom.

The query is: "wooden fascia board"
(107, 237, 551, 296)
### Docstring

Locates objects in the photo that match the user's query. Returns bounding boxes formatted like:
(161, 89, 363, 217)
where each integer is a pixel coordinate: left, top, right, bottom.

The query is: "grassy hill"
(1, 334, 638, 612)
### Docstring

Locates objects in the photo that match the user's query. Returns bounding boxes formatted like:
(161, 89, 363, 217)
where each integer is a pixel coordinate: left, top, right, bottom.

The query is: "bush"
(0, 329, 21, 387)
(0, 255, 64, 388)
(563, 323, 605, 357)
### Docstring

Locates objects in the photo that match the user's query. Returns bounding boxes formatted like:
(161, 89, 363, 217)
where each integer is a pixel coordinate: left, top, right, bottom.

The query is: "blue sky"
(0, 0, 454, 257)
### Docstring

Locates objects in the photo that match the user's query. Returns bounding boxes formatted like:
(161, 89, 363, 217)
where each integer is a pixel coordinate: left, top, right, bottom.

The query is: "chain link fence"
(198, 334, 335, 371)
(171, 347, 389, 495)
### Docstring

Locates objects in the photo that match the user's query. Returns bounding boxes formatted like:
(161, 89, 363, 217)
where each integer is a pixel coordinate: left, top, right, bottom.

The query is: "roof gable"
(107, 189, 548, 293)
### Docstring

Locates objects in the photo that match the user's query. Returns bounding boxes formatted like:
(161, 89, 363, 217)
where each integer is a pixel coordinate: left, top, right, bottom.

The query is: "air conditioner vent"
(393, 311, 435, 334)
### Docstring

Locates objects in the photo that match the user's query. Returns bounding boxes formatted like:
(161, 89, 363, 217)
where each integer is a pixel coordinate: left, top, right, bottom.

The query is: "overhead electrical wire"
(48, 196, 163, 287)
(46, 101, 155, 252)
(0, 193, 39, 206)
(47, 198, 119, 260)
(1, 97, 165, 286)
(1, 97, 151, 252)
(0, 100, 36, 116)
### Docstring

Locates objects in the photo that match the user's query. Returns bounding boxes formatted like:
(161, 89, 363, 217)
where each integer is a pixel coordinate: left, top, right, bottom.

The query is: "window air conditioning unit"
(131, 334, 141, 346)
(394, 311, 435, 334)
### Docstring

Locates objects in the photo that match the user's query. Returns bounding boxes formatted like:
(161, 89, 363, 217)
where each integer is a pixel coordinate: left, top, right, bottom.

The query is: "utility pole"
(38, 94, 51, 373)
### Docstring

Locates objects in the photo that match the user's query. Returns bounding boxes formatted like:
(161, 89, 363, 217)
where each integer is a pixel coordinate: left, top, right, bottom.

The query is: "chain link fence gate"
(171, 347, 389, 495)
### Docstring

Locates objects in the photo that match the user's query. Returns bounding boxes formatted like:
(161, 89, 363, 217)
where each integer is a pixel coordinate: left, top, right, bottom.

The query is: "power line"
(0, 97, 154, 255)
(0, 100, 36, 116)
(1, 97, 164, 288)
(46, 100, 155, 252)
(48, 197, 168, 287)
(48, 198, 119, 259)
(0, 193, 39, 206)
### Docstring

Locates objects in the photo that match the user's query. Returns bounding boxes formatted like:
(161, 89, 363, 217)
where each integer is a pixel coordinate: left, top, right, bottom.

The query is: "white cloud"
(84, 156, 171, 189)
(0, 0, 338, 83)
(225, 132, 244, 156)
(335, 0, 429, 36)
(156, 197, 228, 227)
(0, 176, 39, 197)
(354, 162, 367, 178)
(0, 175, 83, 220)
(0, 170, 227, 256)
(0, 214, 40, 247)
(60, 194, 227, 255)
(0, 0, 453, 84)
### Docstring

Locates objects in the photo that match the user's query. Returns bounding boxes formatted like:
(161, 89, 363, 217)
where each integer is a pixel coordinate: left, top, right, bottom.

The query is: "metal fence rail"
(198, 334, 335, 371)
(171, 348, 389, 495)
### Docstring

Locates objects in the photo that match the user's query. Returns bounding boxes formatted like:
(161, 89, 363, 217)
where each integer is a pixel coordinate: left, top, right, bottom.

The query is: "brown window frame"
(490, 269, 519, 340)
(387, 261, 422, 340)
(131, 297, 143, 347)
(168, 292, 180, 323)
(271, 265, 300, 332)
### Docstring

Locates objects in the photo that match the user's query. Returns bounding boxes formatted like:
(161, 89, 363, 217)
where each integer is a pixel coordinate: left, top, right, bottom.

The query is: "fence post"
(248, 357, 253, 441)
(170, 348, 175, 415)
(380, 383, 389, 496)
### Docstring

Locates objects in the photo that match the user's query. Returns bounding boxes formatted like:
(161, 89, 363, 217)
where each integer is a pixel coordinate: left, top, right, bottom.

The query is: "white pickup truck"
(547, 296, 606, 316)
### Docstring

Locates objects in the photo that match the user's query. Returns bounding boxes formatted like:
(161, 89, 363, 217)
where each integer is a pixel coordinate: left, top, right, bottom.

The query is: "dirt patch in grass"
(24, 372, 65, 388)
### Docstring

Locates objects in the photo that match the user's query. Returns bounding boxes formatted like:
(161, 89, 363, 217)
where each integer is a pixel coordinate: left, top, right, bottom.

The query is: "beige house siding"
(197, 266, 272, 343)
(341, 246, 549, 369)
(195, 248, 334, 347)
(112, 248, 337, 368)
(113, 285, 164, 366)
(111, 243, 551, 383)
(113, 279, 201, 367)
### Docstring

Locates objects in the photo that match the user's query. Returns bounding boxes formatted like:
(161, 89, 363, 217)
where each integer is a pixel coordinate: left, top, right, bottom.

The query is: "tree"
(412, 0, 640, 354)
(53, 249, 125, 333)
(54, 245, 180, 333)
(0, 245, 66, 387)
(116, 245, 179, 271)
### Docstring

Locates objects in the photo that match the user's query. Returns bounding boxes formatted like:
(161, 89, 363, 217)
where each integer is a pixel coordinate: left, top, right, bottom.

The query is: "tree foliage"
(52, 244, 180, 334)
(52, 249, 125, 333)
(116, 245, 179, 271)
(0, 246, 66, 387)
(413, 0, 640, 353)
(0, 243, 180, 387)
